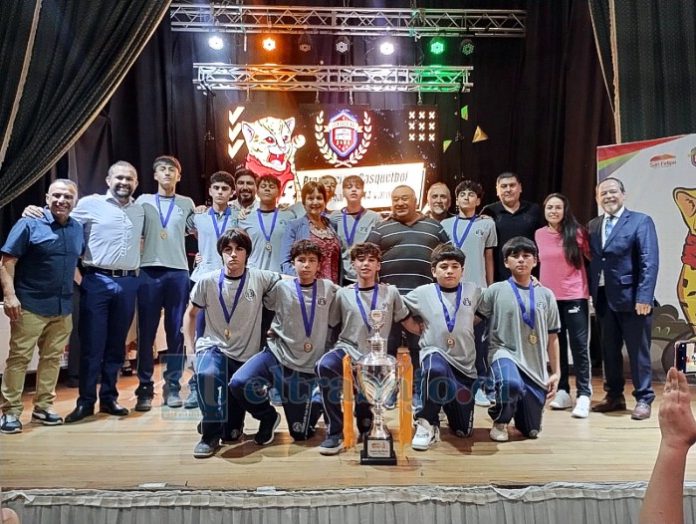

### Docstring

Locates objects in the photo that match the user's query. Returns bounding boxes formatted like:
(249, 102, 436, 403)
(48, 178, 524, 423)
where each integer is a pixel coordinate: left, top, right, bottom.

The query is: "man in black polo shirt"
(366, 185, 450, 364)
(481, 172, 543, 281)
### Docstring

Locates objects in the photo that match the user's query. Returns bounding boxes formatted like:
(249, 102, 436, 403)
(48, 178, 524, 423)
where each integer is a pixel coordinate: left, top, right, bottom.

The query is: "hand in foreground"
(22, 205, 44, 218)
(659, 367, 696, 451)
(546, 372, 560, 400)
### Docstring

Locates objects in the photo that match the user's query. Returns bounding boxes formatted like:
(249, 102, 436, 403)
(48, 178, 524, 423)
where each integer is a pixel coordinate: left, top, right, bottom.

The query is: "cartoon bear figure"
(674, 187, 696, 335)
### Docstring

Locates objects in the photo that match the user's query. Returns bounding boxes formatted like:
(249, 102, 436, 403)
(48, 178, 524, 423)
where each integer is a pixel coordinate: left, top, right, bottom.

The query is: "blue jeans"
(195, 347, 245, 442)
(136, 267, 190, 393)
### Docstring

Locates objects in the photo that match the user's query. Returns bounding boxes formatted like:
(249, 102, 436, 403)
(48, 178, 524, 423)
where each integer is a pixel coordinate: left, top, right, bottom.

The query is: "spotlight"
(335, 36, 351, 54)
(379, 39, 395, 56)
(460, 38, 474, 56)
(262, 36, 277, 52)
(298, 33, 312, 53)
(429, 37, 445, 56)
(208, 34, 224, 50)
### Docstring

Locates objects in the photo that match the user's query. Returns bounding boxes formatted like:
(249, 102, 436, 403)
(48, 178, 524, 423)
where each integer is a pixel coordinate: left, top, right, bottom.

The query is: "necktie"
(604, 215, 615, 246)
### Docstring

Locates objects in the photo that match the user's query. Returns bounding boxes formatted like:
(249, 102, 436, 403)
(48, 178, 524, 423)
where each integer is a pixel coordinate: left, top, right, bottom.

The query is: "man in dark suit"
(587, 177, 659, 420)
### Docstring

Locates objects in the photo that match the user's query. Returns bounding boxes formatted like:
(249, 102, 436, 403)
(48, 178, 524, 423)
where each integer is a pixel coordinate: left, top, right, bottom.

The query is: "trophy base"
(360, 436, 397, 466)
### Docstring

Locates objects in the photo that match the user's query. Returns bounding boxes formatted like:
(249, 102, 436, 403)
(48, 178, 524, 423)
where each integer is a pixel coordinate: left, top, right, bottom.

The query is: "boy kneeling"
(404, 244, 482, 450)
(477, 237, 561, 442)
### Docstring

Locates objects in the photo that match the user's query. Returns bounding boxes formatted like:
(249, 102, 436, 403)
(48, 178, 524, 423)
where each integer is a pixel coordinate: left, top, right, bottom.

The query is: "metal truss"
(171, 3, 526, 38)
(194, 63, 473, 93)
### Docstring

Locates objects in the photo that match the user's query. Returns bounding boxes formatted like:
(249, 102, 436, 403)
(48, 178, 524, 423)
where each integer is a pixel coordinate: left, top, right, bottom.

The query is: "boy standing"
(183, 229, 280, 458)
(315, 242, 413, 455)
(329, 176, 381, 285)
(404, 245, 481, 450)
(229, 240, 339, 445)
(476, 237, 560, 442)
(441, 180, 497, 407)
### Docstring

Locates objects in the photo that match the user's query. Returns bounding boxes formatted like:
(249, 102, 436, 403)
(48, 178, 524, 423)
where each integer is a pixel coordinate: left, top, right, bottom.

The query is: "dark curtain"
(0, 0, 171, 208)
(588, 0, 615, 113)
(612, 0, 696, 142)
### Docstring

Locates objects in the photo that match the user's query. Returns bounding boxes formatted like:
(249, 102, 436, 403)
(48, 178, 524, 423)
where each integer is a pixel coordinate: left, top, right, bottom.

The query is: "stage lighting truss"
(407, 109, 438, 142)
(170, 4, 526, 39)
(194, 64, 473, 93)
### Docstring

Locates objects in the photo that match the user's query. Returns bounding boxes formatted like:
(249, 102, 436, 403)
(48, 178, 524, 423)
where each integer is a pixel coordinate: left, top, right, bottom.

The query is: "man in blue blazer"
(587, 177, 659, 420)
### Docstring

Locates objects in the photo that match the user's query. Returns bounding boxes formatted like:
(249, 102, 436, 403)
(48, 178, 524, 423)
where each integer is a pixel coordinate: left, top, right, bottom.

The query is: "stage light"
(460, 39, 474, 56)
(262, 36, 277, 52)
(429, 37, 445, 56)
(298, 33, 312, 53)
(379, 39, 395, 56)
(335, 36, 351, 54)
(208, 34, 224, 50)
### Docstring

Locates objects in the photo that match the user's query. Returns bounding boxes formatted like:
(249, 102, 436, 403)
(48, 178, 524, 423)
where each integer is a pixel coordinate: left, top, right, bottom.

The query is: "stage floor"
(1, 370, 695, 491)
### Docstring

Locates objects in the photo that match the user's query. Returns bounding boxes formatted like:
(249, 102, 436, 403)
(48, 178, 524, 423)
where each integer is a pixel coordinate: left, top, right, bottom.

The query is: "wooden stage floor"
(2, 371, 696, 491)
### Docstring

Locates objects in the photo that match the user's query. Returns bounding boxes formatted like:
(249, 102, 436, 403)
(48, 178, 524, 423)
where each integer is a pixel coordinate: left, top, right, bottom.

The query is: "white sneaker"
(489, 423, 509, 442)
(474, 389, 491, 407)
(572, 395, 591, 418)
(549, 390, 572, 410)
(411, 418, 440, 451)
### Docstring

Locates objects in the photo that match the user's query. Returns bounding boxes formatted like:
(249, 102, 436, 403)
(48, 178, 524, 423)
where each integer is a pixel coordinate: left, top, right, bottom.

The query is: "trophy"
(355, 309, 398, 465)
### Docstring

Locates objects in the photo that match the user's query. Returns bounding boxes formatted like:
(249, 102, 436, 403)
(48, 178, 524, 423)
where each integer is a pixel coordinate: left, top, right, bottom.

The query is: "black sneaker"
(318, 434, 344, 455)
(135, 396, 153, 412)
(31, 408, 64, 426)
(254, 412, 281, 445)
(0, 414, 22, 434)
(222, 428, 243, 444)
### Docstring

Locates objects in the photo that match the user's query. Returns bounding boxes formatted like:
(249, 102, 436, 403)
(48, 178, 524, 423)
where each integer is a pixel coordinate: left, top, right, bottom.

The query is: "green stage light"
(429, 37, 446, 56)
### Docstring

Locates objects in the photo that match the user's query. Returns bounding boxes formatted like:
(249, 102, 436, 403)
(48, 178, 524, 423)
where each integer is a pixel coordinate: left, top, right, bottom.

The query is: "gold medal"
(447, 336, 455, 348)
(265, 241, 273, 252)
(528, 331, 538, 344)
(224, 328, 231, 339)
(303, 341, 313, 352)
(160, 230, 168, 240)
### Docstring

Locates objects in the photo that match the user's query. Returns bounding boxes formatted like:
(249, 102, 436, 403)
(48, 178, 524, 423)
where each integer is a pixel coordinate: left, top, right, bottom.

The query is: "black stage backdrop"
(1, 0, 615, 240)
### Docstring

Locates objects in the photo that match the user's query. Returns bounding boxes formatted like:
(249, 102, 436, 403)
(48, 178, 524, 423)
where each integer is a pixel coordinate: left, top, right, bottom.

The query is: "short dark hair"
(258, 174, 280, 189)
(496, 172, 520, 185)
(301, 180, 327, 203)
(217, 228, 252, 257)
(342, 175, 364, 190)
(502, 236, 538, 259)
(234, 168, 257, 184)
(290, 239, 323, 262)
(153, 155, 182, 172)
(210, 171, 234, 188)
(431, 244, 465, 268)
(350, 242, 382, 262)
(454, 179, 484, 200)
(597, 176, 625, 193)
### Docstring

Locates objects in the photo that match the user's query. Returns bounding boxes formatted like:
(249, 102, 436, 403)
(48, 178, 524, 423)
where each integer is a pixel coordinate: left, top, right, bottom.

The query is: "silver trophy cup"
(355, 309, 398, 465)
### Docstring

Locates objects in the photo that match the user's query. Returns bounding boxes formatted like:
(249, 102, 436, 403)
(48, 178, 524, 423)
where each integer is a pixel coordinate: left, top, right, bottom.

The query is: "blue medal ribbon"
(155, 194, 176, 230)
(452, 215, 477, 249)
(209, 207, 231, 239)
(354, 284, 380, 332)
(435, 283, 463, 333)
(507, 277, 535, 330)
(342, 208, 364, 246)
(294, 278, 318, 339)
(256, 208, 279, 243)
(218, 269, 247, 325)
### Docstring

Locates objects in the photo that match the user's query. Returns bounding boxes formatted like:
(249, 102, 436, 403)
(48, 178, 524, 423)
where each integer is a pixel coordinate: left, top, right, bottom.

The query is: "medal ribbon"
(209, 207, 231, 239)
(342, 208, 364, 246)
(218, 269, 247, 325)
(435, 283, 463, 333)
(155, 194, 176, 230)
(354, 284, 380, 332)
(507, 278, 535, 330)
(452, 215, 477, 248)
(256, 208, 279, 243)
(295, 278, 318, 339)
